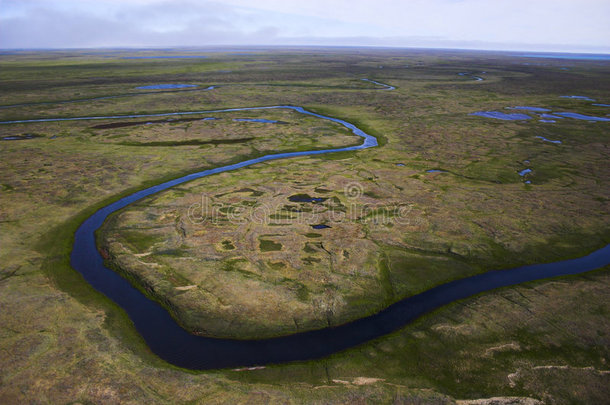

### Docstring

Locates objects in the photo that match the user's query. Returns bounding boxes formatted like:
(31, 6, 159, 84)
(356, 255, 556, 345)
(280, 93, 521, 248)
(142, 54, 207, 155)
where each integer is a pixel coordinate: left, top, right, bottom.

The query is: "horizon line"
(1, 45, 609, 56)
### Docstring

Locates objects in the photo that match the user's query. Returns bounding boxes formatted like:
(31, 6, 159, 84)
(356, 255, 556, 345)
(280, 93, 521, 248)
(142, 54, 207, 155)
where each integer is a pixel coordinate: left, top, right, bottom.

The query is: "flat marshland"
(0, 48, 608, 403)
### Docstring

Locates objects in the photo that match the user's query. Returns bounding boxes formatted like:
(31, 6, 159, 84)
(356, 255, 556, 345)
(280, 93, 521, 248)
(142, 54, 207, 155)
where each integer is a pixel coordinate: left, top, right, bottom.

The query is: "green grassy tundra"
(0, 48, 608, 404)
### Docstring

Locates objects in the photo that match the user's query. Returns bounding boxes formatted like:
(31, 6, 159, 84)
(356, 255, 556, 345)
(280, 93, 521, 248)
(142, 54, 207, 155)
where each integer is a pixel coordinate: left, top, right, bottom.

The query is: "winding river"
(2, 101, 609, 370)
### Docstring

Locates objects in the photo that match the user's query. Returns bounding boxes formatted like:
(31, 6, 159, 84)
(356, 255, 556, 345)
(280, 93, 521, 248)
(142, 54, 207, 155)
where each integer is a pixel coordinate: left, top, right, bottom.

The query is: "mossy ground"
(0, 48, 608, 403)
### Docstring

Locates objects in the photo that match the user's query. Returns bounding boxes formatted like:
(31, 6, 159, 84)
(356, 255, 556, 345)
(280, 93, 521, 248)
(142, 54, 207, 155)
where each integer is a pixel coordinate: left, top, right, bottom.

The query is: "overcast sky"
(1, 0, 609, 53)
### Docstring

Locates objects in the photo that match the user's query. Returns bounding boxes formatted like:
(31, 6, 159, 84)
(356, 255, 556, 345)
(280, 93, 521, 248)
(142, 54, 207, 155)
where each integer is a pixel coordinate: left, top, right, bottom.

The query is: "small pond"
(518, 168, 532, 176)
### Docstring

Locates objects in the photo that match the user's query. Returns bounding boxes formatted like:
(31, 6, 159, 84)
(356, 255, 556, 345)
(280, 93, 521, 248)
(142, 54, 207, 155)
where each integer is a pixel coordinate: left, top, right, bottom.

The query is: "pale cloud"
(0, 0, 608, 52)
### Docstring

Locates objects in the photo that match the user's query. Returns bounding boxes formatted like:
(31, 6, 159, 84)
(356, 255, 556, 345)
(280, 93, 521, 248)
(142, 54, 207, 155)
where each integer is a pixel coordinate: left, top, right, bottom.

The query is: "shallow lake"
(470, 111, 531, 120)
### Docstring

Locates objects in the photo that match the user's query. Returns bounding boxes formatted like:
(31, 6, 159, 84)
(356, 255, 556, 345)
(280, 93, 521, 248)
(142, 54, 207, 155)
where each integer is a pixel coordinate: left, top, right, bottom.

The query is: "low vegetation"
(0, 48, 608, 403)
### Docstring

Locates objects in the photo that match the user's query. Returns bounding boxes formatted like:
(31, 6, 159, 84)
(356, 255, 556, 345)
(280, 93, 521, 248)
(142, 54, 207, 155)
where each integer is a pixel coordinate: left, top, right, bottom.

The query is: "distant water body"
(516, 53, 610, 61)
(470, 111, 531, 121)
(136, 84, 198, 90)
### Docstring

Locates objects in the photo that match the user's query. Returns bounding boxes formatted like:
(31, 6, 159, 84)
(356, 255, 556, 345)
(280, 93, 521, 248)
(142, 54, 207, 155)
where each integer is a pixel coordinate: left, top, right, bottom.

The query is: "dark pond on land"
(289, 194, 327, 203)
